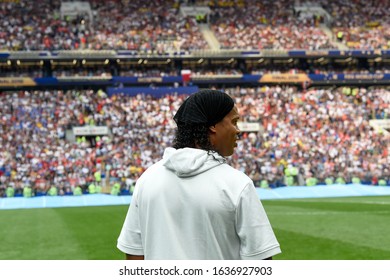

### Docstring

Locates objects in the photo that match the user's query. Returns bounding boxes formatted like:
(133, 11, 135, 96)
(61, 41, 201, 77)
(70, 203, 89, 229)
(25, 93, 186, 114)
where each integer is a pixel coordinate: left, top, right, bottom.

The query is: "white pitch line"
(268, 210, 390, 215)
(283, 199, 390, 205)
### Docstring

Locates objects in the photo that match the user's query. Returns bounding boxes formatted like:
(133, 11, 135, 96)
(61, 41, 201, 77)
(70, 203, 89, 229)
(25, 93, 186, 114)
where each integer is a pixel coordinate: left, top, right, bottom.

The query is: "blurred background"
(0, 0, 389, 260)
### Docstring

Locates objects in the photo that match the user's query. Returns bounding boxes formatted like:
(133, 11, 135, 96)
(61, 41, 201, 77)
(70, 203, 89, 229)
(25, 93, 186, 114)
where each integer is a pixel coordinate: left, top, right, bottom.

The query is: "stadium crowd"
(1, 0, 389, 52)
(0, 0, 208, 52)
(1, 86, 389, 197)
(1, 0, 390, 198)
(209, 0, 337, 50)
(326, 0, 390, 49)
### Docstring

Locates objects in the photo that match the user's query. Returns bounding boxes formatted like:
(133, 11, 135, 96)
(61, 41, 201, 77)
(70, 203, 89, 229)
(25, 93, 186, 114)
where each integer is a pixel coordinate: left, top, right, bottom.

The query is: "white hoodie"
(117, 147, 281, 260)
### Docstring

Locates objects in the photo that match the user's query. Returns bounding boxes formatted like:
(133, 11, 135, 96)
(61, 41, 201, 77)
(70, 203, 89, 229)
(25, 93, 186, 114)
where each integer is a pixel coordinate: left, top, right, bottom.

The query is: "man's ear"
(209, 125, 217, 133)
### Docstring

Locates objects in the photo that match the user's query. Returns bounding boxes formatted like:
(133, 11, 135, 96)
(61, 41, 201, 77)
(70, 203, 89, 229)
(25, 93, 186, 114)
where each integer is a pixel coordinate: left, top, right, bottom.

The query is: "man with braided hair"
(117, 89, 281, 260)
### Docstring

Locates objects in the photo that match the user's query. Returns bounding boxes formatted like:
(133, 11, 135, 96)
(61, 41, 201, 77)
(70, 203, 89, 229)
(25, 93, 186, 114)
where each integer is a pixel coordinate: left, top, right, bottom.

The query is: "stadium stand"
(0, 0, 389, 197)
(1, 0, 388, 52)
(0, 86, 389, 197)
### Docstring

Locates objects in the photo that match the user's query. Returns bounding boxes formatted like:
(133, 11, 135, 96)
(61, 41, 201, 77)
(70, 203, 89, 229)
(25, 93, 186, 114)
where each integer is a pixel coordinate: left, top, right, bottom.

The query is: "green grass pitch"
(1, 196, 389, 260)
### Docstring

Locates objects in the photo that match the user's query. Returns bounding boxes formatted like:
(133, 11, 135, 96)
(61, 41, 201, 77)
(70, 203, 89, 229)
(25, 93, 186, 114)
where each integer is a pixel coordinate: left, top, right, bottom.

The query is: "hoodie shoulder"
(217, 163, 254, 184)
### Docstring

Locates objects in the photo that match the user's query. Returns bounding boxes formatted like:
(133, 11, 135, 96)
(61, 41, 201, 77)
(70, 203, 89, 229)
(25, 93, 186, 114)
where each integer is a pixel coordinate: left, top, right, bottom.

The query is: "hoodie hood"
(162, 147, 225, 178)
